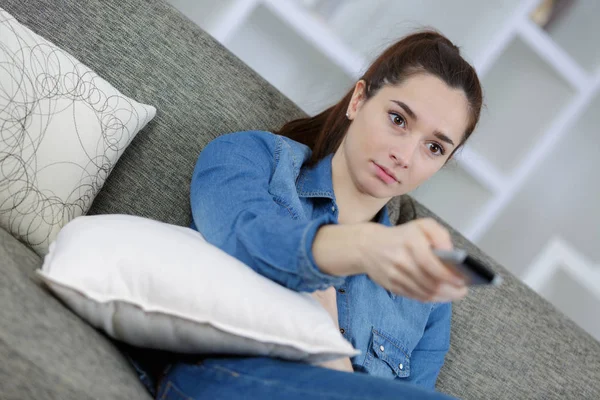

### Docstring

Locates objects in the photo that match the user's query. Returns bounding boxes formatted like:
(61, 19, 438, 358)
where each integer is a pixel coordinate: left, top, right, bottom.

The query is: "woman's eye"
(389, 112, 406, 128)
(428, 143, 445, 156)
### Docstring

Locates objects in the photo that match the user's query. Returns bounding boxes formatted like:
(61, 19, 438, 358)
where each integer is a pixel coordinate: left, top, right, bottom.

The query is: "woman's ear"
(347, 80, 367, 119)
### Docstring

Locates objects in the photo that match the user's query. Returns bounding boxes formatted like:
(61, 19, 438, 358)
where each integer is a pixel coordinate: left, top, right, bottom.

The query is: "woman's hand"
(313, 218, 468, 303)
(358, 218, 467, 302)
(316, 356, 354, 372)
(309, 287, 354, 373)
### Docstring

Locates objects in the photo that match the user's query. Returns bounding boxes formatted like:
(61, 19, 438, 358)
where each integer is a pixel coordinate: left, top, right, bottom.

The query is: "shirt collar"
(297, 152, 392, 226)
(296, 153, 336, 200)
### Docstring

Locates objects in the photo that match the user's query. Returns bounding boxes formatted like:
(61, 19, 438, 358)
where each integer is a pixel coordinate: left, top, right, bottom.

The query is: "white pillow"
(0, 8, 156, 255)
(36, 214, 359, 364)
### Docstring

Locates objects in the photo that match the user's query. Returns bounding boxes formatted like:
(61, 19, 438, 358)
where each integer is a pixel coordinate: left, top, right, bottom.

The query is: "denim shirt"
(189, 130, 452, 389)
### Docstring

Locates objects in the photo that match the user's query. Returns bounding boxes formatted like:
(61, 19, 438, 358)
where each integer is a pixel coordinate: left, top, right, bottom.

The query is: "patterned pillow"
(0, 8, 156, 255)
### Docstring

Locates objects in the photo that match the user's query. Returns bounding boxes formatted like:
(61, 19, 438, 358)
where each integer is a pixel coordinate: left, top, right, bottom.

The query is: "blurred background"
(167, 0, 599, 341)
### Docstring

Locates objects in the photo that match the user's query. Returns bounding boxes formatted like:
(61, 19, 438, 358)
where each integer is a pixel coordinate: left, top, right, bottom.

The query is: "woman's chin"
(362, 178, 403, 198)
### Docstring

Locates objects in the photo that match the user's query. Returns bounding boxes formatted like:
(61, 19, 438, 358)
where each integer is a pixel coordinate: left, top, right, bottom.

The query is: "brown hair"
(276, 29, 483, 167)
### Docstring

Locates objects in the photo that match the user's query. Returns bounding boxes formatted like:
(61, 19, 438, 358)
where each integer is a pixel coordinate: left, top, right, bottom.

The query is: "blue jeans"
(155, 356, 458, 400)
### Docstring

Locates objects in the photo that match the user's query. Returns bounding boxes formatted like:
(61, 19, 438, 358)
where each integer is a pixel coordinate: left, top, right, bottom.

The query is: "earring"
(346, 112, 350, 119)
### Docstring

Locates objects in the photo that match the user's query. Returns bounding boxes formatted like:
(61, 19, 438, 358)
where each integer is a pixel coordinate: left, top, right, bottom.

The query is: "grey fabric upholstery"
(1, 0, 599, 399)
(0, 227, 150, 400)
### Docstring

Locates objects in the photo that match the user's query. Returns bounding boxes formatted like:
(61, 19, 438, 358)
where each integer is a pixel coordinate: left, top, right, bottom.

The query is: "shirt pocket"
(362, 328, 411, 379)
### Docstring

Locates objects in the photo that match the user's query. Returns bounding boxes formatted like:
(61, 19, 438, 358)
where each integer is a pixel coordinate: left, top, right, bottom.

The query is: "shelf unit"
(522, 237, 600, 341)
(226, 3, 355, 115)
(167, 0, 600, 239)
(541, 0, 600, 75)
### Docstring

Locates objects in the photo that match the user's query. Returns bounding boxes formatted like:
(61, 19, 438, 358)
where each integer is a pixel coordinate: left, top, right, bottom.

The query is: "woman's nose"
(389, 139, 418, 169)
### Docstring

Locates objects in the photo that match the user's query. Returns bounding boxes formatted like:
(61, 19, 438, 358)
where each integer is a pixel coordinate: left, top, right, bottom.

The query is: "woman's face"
(340, 73, 470, 199)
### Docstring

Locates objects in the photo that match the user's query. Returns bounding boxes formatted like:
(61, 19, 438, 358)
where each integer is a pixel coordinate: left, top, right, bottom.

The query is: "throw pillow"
(36, 214, 359, 364)
(0, 8, 156, 255)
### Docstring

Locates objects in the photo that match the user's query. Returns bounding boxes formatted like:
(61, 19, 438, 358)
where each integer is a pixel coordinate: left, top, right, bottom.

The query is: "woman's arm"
(191, 131, 351, 292)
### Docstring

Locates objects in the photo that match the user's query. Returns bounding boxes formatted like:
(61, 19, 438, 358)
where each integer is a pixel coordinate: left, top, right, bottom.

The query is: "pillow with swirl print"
(0, 8, 156, 255)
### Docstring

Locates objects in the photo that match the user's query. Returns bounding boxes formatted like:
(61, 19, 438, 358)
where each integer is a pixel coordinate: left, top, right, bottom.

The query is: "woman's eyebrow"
(391, 100, 455, 147)
(391, 100, 417, 120)
(434, 132, 455, 147)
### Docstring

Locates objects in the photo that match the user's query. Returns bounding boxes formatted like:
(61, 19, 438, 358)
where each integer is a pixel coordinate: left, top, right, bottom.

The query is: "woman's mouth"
(372, 161, 398, 185)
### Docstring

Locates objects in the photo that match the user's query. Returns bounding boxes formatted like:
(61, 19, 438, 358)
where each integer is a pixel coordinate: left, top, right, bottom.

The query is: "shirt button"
(338, 288, 345, 293)
(399, 363, 403, 370)
(331, 206, 336, 212)
(380, 345, 385, 352)
(340, 328, 345, 334)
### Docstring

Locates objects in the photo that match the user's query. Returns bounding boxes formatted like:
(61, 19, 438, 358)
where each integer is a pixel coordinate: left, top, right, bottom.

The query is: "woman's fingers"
(415, 218, 453, 251)
(388, 265, 436, 301)
(396, 250, 440, 297)
(432, 284, 469, 302)
(414, 244, 465, 287)
(391, 264, 468, 302)
(412, 220, 466, 285)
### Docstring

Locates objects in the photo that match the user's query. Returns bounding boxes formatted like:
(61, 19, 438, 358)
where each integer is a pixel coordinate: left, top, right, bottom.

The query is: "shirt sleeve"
(190, 131, 345, 292)
(404, 302, 452, 389)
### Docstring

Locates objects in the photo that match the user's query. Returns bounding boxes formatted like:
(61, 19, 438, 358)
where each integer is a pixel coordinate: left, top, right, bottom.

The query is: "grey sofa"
(1, 0, 599, 399)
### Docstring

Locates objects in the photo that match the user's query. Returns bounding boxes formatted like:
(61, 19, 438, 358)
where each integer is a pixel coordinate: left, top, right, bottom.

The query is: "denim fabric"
(188, 130, 452, 390)
(155, 356, 458, 400)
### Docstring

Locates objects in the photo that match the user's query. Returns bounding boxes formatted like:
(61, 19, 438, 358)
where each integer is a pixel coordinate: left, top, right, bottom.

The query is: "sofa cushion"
(0, 226, 150, 400)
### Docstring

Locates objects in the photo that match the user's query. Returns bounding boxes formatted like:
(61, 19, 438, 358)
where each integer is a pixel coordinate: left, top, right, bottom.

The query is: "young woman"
(156, 30, 483, 400)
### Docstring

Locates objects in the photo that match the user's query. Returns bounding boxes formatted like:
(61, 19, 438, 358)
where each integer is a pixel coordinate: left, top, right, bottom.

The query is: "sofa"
(1, 0, 599, 399)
